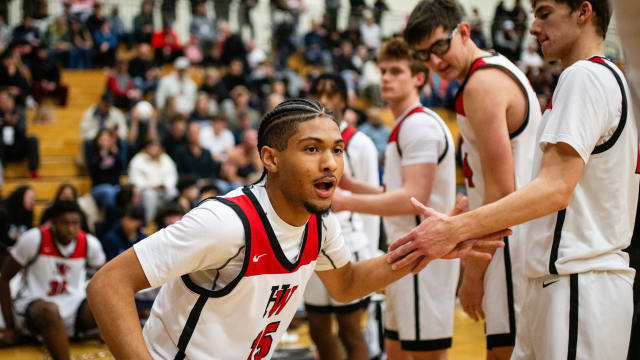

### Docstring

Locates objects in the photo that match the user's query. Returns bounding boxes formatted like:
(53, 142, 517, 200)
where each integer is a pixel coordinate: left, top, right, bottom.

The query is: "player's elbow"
(328, 289, 356, 303)
(549, 182, 573, 212)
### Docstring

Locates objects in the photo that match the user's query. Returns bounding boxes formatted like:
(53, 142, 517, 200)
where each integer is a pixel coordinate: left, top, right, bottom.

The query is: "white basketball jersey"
(338, 122, 379, 252)
(142, 187, 323, 360)
(521, 56, 639, 279)
(15, 227, 90, 308)
(382, 105, 456, 242)
(456, 53, 542, 210)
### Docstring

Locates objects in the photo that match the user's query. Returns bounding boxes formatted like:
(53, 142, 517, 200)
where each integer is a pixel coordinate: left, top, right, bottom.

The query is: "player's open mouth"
(314, 178, 336, 198)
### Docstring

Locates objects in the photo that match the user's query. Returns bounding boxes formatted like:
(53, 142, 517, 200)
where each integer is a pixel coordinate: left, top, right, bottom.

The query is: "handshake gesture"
(386, 196, 510, 274)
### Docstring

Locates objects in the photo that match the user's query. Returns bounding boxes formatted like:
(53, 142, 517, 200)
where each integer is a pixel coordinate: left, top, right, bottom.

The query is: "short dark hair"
(531, 0, 611, 37)
(123, 205, 145, 222)
(377, 38, 429, 90)
(49, 200, 83, 219)
(177, 175, 198, 193)
(310, 73, 348, 105)
(404, 0, 463, 46)
(154, 203, 185, 229)
(257, 98, 336, 153)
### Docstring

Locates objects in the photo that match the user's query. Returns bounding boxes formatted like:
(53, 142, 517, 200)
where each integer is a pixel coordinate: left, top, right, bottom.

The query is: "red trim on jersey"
(341, 126, 357, 150)
(588, 56, 607, 65)
(455, 58, 488, 116)
(39, 226, 87, 259)
(388, 106, 427, 144)
(225, 195, 320, 277)
(546, 97, 553, 110)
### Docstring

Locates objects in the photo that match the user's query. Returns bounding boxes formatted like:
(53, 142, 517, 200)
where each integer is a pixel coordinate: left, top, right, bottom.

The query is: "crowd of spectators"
(0, 0, 582, 354)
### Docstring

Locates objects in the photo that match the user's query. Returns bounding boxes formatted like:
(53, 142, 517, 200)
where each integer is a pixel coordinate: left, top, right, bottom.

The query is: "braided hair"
(255, 98, 338, 182)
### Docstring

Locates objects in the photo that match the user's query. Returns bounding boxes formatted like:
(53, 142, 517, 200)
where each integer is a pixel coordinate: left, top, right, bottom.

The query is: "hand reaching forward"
(387, 197, 509, 273)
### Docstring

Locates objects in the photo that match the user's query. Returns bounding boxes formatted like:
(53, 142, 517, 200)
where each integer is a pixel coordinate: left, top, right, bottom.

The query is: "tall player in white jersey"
(0, 200, 106, 360)
(389, 0, 639, 358)
(403, 1, 542, 358)
(87, 99, 503, 360)
(304, 74, 380, 359)
(333, 38, 458, 360)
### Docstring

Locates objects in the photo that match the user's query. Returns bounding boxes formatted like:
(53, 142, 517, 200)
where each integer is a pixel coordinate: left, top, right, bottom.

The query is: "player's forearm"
(346, 188, 423, 217)
(454, 174, 569, 243)
(341, 254, 417, 302)
(87, 269, 153, 360)
(341, 174, 383, 195)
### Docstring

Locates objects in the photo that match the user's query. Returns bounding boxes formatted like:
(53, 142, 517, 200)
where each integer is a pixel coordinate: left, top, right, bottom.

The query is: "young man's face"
(53, 212, 82, 246)
(378, 59, 422, 103)
(273, 116, 344, 215)
(413, 25, 464, 81)
(530, 1, 581, 61)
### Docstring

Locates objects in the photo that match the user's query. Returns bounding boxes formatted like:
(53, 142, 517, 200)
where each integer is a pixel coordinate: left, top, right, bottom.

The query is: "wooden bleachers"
(2, 70, 108, 222)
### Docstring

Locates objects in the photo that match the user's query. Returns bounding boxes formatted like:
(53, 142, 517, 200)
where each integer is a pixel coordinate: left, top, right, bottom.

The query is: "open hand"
(458, 272, 486, 321)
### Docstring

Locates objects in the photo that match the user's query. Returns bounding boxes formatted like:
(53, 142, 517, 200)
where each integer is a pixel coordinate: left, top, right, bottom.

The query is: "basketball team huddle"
(5, 0, 637, 359)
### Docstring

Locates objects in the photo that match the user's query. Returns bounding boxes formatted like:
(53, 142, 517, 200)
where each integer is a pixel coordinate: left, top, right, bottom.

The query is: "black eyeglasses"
(412, 25, 460, 62)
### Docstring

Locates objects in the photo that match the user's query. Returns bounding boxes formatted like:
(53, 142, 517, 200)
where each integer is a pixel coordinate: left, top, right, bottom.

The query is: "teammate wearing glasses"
(403, 1, 542, 359)
(333, 38, 458, 360)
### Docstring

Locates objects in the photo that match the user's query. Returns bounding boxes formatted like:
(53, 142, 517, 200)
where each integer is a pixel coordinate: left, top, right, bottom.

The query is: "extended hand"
(387, 197, 508, 273)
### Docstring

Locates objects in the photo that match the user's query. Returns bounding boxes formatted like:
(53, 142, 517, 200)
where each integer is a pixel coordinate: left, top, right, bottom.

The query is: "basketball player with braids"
(87, 99, 505, 359)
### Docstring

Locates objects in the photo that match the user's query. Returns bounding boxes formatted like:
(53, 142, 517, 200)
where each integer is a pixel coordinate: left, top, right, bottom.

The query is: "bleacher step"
(2, 177, 91, 200)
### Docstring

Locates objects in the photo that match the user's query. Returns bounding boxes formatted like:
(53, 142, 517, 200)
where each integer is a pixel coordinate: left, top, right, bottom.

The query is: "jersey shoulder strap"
(587, 56, 628, 154)
(341, 126, 358, 151)
(388, 106, 449, 163)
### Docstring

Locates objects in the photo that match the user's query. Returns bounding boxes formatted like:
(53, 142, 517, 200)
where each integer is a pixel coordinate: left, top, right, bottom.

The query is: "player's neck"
(264, 178, 311, 227)
(389, 93, 420, 119)
(457, 44, 492, 83)
(561, 32, 604, 69)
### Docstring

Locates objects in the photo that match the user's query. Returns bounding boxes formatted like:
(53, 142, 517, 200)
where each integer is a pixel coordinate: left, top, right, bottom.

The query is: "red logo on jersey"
(56, 263, 70, 276)
(636, 144, 640, 174)
(47, 280, 68, 296)
(263, 284, 298, 318)
(463, 153, 475, 187)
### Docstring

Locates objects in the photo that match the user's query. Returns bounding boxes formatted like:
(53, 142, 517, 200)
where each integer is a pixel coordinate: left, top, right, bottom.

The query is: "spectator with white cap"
(155, 56, 197, 114)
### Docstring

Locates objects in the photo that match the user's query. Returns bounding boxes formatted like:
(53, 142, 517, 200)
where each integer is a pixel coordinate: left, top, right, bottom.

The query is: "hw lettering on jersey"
(263, 284, 298, 318)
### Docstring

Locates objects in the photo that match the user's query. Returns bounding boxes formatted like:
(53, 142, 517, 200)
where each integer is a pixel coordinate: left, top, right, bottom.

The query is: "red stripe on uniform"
(455, 58, 488, 116)
(388, 107, 427, 144)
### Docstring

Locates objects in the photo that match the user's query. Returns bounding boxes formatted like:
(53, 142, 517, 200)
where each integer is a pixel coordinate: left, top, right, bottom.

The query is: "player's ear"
(414, 71, 426, 89)
(261, 146, 279, 173)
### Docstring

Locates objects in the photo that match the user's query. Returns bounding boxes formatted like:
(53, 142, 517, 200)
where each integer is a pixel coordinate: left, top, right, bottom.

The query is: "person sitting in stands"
(102, 205, 146, 261)
(30, 45, 69, 107)
(0, 89, 40, 178)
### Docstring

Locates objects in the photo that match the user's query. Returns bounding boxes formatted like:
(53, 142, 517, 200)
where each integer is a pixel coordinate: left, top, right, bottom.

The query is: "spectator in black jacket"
(88, 128, 123, 210)
(30, 45, 69, 106)
(129, 43, 160, 95)
(11, 15, 40, 48)
(0, 89, 40, 178)
(174, 121, 221, 181)
(102, 205, 146, 260)
(4, 185, 34, 245)
(161, 115, 187, 161)
(0, 51, 31, 108)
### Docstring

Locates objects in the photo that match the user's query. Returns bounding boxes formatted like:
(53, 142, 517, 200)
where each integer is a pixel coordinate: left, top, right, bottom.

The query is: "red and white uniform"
(514, 56, 638, 359)
(382, 104, 459, 351)
(134, 184, 350, 359)
(455, 53, 541, 348)
(11, 226, 105, 336)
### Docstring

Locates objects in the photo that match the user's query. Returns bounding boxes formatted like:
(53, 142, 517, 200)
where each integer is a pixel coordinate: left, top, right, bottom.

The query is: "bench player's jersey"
(456, 53, 541, 210)
(382, 104, 456, 242)
(338, 122, 379, 252)
(137, 185, 350, 359)
(521, 56, 639, 279)
(12, 226, 101, 304)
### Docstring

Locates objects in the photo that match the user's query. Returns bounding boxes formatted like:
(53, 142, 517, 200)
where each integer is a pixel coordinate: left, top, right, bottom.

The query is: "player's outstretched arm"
(316, 229, 506, 303)
(333, 162, 436, 216)
(387, 142, 584, 273)
(87, 249, 154, 360)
